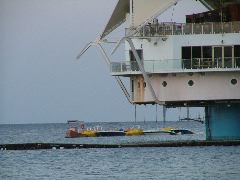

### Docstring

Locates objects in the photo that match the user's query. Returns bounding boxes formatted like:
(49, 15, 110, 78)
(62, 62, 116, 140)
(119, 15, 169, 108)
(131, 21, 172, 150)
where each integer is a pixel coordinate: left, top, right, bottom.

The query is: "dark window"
(131, 80, 134, 92)
(182, 47, 191, 69)
(188, 80, 194, 86)
(192, 46, 201, 69)
(129, 50, 143, 71)
(202, 46, 212, 68)
(203, 46, 212, 58)
(234, 45, 240, 57)
(192, 46, 201, 58)
(162, 81, 167, 87)
(182, 47, 191, 59)
(234, 45, 240, 67)
(231, 79, 237, 85)
(224, 46, 232, 68)
(214, 47, 222, 68)
(129, 50, 143, 61)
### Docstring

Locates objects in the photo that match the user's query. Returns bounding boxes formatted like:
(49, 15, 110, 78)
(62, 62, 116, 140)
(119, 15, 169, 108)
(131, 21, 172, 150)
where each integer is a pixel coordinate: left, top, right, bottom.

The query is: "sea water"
(0, 121, 240, 179)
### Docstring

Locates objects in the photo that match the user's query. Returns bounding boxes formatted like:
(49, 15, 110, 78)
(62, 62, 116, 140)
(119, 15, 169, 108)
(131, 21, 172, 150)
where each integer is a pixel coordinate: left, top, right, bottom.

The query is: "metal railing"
(110, 57, 240, 73)
(126, 21, 240, 37)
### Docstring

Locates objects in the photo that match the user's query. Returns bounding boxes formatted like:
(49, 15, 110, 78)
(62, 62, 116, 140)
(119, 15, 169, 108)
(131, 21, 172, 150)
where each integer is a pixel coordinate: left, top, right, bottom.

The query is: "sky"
(0, 0, 207, 124)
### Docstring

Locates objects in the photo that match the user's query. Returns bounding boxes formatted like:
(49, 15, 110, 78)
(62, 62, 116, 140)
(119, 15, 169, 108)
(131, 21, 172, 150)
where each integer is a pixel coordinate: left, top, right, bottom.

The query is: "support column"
(205, 103, 240, 140)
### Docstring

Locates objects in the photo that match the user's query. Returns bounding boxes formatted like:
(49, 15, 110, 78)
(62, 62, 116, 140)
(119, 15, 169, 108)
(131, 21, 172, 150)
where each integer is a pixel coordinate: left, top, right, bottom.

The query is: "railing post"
(182, 24, 184, 35)
(212, 22, 213, 34)
(192, 23, 193, 34)
(153, 61, 154, 72)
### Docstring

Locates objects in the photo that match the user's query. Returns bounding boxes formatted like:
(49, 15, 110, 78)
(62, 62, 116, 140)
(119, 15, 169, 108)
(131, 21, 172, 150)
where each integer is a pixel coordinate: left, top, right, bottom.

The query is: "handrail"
(110, 57, 240, 73)
(126, 21, 240, 37)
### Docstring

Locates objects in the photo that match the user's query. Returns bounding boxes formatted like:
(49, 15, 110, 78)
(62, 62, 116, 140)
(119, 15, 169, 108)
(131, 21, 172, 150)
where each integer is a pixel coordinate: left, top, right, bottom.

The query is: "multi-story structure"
(79, 0, 240, 140)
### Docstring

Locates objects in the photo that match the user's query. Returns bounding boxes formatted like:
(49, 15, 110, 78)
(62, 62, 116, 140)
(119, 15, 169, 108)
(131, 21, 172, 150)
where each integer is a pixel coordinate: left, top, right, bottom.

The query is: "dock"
(1, 140, 240, 150)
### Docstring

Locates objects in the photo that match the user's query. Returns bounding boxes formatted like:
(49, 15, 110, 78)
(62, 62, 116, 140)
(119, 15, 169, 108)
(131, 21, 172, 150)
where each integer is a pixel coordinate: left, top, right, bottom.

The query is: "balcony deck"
(126, 21, 240, 37)
(110, 58, 240, 76)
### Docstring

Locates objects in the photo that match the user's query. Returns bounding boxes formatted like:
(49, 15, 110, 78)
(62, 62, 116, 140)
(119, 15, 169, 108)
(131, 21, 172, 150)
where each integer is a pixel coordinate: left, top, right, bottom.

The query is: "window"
(162, 81, 167, 87)
(129, 49, 143, 61)
(181, 45, 239, 69)
(234, 45, 240, 67)
(224, 46, 232, 68)
(203, 46, 212, 59)
(129, 49, 143, 71)
(202, 46, 212, 68)
(213, 47, 222, 68)
(188, 80, 194, 86)
(231, 79, 237, 85)
(192, 46, 201, 69)
(131, 80, 134, 92)
(192, 46, 201, 58)
(182, 47, 191, 69)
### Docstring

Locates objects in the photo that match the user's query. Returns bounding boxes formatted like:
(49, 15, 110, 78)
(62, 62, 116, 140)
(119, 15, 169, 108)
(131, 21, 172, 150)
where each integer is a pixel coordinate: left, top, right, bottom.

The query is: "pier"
(1, 140, 240, 151)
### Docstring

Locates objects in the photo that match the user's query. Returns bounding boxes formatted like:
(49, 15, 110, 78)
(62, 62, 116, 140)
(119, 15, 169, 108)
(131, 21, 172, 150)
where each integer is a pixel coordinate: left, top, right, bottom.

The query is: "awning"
(100, 0, 130, 39)
(100, 0, 179, 39)
(132, 0, 179, 28)
(100, 0, 240, 39)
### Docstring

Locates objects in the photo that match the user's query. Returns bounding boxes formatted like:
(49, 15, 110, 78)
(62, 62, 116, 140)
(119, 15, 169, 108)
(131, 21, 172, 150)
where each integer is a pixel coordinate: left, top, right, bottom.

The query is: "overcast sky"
(0, 0, 207, 124)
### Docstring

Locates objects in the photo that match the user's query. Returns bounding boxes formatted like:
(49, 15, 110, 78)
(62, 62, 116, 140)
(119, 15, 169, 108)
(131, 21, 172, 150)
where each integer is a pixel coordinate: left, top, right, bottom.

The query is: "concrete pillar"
(205, 103, 240, 140)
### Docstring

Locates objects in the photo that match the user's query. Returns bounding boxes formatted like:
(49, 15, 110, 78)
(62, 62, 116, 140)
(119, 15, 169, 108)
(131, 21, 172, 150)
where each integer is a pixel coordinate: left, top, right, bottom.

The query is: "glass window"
(192, 46, 201, 58)
(234, 45, 240, 67)
(129, 49, 142, 71)
(182, 47, 191, 59)
(131, 79, 134, 93)
(224, 46, 232, 68)
(213, 47, 222, 68)
(203, 46, 212, 58)
(202, 46, 212, 68)
(129, 50, 143, 61)
(192, 46, 201, 68)
(182, 47, 191, 69)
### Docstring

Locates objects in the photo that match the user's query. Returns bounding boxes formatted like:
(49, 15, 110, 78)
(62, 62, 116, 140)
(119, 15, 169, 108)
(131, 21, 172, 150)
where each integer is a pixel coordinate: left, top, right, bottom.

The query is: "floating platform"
(1, 140, 240, 151)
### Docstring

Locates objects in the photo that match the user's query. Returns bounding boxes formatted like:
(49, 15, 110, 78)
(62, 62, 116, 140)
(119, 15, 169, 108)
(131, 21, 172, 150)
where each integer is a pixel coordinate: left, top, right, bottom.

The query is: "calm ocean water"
(1, 121, 240, 179)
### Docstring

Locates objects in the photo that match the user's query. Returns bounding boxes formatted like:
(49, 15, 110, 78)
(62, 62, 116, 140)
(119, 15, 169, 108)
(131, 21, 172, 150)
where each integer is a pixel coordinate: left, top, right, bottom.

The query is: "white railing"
(126, 22, 240, 37)
(110, 58, 240, 73)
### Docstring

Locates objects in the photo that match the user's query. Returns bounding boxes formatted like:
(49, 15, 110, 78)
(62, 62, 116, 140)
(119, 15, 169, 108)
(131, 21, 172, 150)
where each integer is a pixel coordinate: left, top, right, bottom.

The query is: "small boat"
(65, 121, 142, 138)
(65, 120, 85, 138)
(144, 127, 194, 135)
(125, 128, 144, 136)
(160, 127, 194, 135)
(169, 129, 194, 135)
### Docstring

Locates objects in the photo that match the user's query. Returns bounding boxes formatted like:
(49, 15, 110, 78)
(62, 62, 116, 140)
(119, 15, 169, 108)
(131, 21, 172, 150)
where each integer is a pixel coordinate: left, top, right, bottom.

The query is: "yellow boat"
(125, 128, 144, 136)
(81, 130, 97, 137)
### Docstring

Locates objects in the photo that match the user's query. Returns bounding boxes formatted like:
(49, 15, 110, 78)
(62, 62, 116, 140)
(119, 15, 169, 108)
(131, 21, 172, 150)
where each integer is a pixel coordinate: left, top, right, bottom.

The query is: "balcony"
(110, 57, 240, 75)
(126, 21, 240, 37)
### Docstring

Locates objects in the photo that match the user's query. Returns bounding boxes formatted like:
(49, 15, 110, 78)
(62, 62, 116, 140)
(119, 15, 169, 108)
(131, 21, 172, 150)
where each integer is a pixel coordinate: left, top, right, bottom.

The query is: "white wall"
(143, 72, 240, 102)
